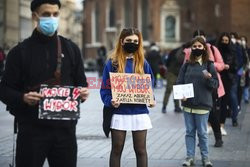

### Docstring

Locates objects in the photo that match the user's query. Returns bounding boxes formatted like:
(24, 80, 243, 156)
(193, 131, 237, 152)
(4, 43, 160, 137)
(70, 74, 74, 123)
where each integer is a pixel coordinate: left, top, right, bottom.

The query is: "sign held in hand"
(110, 72, 154, 105)
(173, 83, 194, 100)
(39, 84, 81, 120)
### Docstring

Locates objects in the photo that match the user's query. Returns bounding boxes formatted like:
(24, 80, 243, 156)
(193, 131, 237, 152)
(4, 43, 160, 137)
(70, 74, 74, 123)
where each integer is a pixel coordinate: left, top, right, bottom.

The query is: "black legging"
(110, 129, 148, 167)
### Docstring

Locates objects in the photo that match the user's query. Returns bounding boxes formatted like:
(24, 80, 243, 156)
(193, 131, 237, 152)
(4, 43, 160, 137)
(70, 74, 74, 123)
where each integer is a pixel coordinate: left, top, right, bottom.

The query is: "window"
(0, 0, 4, 46)
(141, 0, 149, 40)
(109, 0, 115, 27)
(95, 2, 100, 42)
(165, 15, 176, 42)
(124, 0, 132, 27)
(92, 2, 100, 43)
(20, 17, 32, 41)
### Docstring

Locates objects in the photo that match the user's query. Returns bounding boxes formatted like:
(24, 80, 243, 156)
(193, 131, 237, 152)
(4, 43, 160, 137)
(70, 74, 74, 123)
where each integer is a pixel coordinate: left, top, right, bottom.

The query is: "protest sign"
(173, 83, 194, 99)
(39, 84, 81, 120)
(110, 72, 154, 105)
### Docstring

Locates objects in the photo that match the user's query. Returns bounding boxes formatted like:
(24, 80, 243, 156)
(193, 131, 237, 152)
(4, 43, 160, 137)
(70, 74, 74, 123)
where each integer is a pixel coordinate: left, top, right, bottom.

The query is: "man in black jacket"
(0, 0, 89, 167)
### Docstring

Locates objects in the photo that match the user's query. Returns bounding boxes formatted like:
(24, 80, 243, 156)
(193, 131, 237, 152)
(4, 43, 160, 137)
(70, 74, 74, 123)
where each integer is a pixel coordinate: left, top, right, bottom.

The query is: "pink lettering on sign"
(41, 87, 70, 97)
(72, 88, 81, 99)
(43, 97, 78, 112)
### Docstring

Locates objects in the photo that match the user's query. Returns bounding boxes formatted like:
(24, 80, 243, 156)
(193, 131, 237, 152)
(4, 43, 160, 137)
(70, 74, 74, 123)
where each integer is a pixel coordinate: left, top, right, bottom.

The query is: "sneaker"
(220, 127, 227, 136)
(182, 157, 194, 166)
(214, 139, 223, 147)
(207, 126, 213, 135)
(233, 121, 238, 127)
(202, 158, 213, 167)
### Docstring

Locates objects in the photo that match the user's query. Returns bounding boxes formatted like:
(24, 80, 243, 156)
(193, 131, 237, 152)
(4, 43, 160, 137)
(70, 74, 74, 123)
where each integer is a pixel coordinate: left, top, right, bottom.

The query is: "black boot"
(162, 106, 166, 113)
(214, 132, 223, 147)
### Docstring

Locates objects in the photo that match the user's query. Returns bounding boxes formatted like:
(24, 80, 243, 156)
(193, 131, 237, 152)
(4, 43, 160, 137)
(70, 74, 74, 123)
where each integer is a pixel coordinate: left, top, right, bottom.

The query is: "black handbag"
(102, 105, 114, 138)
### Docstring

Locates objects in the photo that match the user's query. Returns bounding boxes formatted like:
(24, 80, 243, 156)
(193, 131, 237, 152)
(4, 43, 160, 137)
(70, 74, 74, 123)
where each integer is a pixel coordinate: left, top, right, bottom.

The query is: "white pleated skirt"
(110, 114, 152, 131)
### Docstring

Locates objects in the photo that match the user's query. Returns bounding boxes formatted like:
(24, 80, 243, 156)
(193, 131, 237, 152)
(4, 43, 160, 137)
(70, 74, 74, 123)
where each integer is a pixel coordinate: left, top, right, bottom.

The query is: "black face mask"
(192, 49, 204, 57)
(123, 42, 139, 53)
(220, 43, 229, 50)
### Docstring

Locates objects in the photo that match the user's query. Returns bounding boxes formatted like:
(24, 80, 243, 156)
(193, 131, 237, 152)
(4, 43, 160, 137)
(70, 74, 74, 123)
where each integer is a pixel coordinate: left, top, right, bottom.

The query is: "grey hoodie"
(176, 61, 219, 110)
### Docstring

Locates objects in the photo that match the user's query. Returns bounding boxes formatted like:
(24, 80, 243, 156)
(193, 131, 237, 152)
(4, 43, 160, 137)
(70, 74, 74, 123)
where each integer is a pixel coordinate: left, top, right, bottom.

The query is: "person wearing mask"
(0, 0, 89, 166)
(229, 32, 247, 126)
(100, 28, 155, 167)
(217, 32, 239, 135)
(177, 37, 218, 167)
(146, 42, 163, 88)
(240, 36, 250, 104)
(184, 30, 225, 147)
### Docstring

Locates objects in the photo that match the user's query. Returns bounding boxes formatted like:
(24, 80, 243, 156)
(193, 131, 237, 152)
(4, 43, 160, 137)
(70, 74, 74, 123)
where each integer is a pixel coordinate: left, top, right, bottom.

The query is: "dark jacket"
(165, 46, 185, 76)
(218, 44, 239, 84)
(176, 61, 219, 110)
(146, 48, 162, 75)
(0, 29, 88, 127)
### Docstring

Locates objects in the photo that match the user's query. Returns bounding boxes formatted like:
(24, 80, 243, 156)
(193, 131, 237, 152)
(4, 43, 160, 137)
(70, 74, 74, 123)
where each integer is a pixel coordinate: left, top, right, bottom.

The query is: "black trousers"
(208, 96, 222, 140)
(16, 123, 77, 167)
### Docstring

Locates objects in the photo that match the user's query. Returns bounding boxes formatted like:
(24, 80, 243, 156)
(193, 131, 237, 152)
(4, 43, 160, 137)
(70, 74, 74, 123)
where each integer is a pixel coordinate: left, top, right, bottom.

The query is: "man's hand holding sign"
(23, 85, 89, 120)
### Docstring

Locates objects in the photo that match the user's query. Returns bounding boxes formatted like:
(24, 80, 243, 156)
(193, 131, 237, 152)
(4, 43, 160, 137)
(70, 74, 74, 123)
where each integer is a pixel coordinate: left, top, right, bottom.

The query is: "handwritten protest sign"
(39, 84, 81, 120)
(173, 83, 194, 99)
(110, 72, 154, 105)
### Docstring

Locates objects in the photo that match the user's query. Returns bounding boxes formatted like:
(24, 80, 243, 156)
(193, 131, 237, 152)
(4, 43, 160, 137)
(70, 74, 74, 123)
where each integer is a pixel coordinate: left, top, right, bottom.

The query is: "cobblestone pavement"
(0, 72, 250, 167)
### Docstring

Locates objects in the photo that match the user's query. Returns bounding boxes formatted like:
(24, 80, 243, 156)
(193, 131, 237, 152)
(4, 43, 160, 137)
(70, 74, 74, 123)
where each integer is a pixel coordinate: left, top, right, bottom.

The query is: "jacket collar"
(31, 28, 57, 43)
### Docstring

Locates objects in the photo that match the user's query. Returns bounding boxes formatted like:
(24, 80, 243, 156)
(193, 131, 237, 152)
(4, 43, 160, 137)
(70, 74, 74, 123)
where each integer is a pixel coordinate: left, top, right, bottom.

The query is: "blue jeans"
(243, 86, 249, 101)
(183, 112, 209, 159)
(230, 81, 239, 122)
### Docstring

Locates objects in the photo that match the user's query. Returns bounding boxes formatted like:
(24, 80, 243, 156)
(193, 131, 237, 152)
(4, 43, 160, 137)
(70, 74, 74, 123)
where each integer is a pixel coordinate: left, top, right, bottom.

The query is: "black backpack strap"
(210, 45, 215, 56)
(206, 61, 213, 73)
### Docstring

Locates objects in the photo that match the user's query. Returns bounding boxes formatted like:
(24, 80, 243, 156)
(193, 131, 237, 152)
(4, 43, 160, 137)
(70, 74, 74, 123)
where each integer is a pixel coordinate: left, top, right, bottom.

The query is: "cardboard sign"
(173, 83, 194, 99)
(110, 72, 154, 105)
(39, 84, 81, 120)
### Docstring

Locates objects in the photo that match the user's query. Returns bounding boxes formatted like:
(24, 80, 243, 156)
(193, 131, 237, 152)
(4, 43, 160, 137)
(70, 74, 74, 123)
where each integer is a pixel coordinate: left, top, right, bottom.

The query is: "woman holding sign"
(100, 28, 155, 167)
(176, 37, 218, 167)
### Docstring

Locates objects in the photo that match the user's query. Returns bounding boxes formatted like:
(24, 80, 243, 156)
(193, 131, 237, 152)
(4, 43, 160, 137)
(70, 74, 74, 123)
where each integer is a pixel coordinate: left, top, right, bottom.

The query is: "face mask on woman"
(191, 48, 204, 57)
(123, 43, 139, 53)
(38, 16, 59, 36)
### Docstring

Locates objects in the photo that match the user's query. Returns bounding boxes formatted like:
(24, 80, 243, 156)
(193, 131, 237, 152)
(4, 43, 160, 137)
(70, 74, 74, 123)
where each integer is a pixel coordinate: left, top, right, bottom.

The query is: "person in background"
(161, 43, 188, 113)
(97, 45, 107, 77)
(217, 32, 239, 135)
(177, 37, 218, 167)
(0, 0, 89, 166)
(240, 36, 250, 104)
(184, 30, 225, 147)
(146, 42, 163, 88)
(100, 28, 155, 167)
(0, 46, 5, 77)
(229, 32, 247, 126)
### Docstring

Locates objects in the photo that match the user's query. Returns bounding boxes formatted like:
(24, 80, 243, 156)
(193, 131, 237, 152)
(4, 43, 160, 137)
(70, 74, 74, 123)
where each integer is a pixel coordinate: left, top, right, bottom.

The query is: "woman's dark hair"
(193, 29, 206, 38)
(216, 32, 231, 48)
(189, 36, 209, 64)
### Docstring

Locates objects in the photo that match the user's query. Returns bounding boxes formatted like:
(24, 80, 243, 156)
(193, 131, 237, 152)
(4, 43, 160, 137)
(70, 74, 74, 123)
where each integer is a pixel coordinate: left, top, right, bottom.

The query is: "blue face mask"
(38, 17, 59, 36)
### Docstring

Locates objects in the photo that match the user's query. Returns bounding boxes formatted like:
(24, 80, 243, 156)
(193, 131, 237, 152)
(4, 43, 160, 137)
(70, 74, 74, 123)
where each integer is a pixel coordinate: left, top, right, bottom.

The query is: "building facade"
(0, 0, 83, 52)
(82, 0, 250, 59)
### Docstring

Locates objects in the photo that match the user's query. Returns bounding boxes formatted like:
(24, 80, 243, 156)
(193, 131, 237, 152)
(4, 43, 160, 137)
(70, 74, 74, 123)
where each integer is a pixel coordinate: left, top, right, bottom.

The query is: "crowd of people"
(0, 1, 249, 167)
(144, 29, 249, 167)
